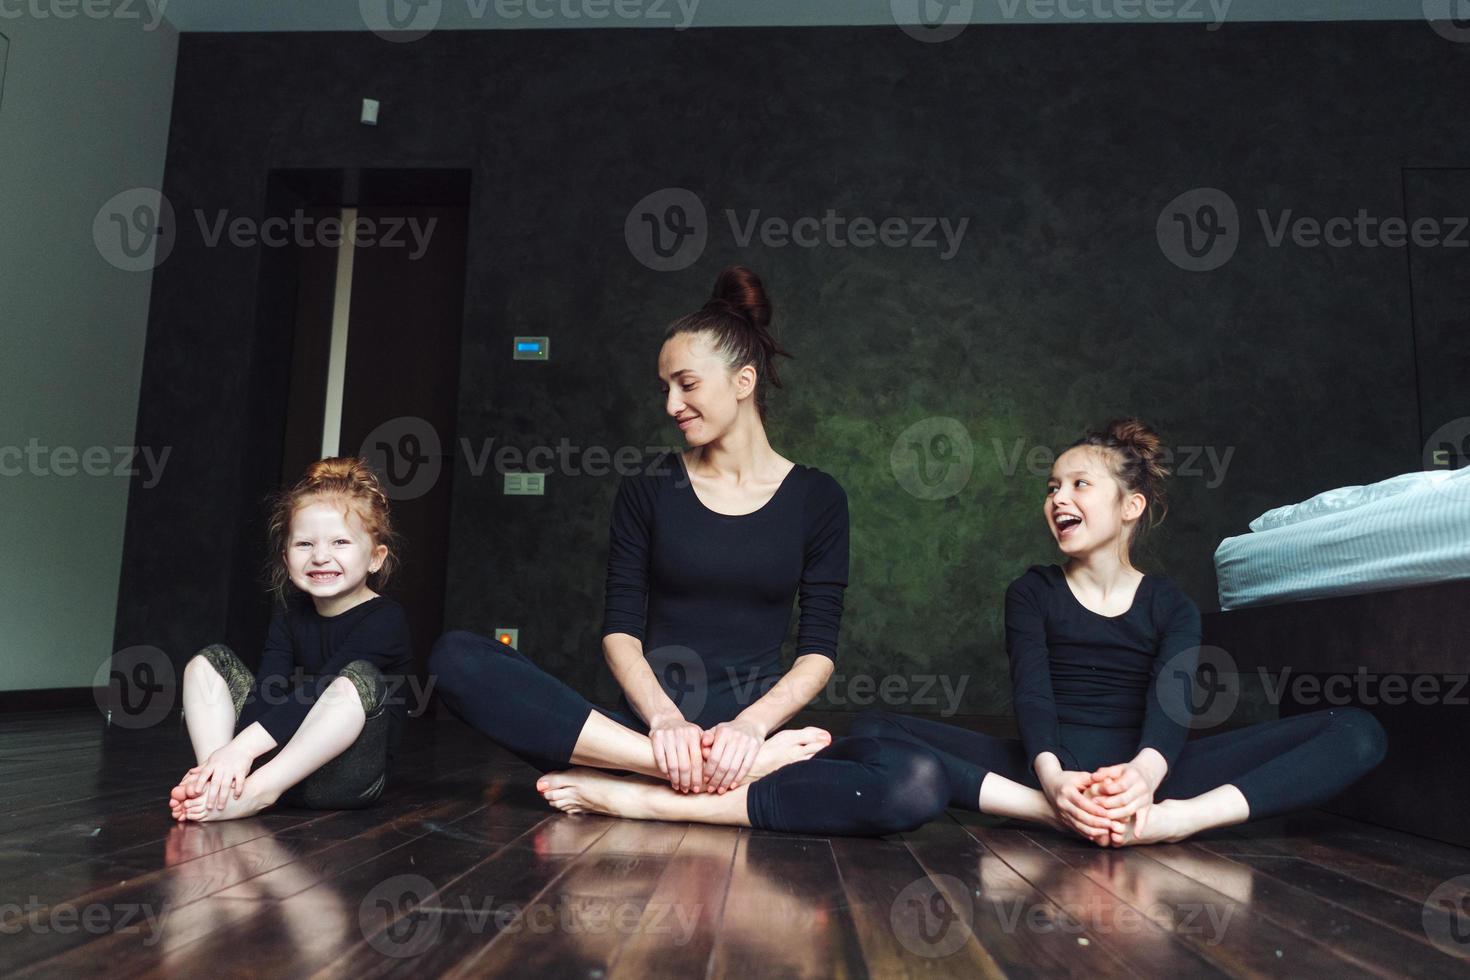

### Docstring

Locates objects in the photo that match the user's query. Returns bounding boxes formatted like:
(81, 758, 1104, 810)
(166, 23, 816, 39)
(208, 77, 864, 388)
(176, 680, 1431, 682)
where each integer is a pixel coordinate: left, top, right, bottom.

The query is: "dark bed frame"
(1202, 577, 1470, 847)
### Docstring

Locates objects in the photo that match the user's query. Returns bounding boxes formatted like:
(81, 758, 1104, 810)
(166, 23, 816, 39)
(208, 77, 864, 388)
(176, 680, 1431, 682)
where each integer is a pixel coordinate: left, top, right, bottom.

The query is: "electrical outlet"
(504, 473, 545, 496)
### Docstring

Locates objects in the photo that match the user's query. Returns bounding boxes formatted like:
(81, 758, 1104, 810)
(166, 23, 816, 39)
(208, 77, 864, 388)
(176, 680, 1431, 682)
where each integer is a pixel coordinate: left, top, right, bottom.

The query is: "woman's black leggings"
(852, 707, 1387, 820)
(429, 630, 948, 837)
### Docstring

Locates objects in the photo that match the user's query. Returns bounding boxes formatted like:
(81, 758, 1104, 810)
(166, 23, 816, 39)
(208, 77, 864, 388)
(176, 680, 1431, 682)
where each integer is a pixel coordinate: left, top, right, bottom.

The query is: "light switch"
(494, 628, 519, 648)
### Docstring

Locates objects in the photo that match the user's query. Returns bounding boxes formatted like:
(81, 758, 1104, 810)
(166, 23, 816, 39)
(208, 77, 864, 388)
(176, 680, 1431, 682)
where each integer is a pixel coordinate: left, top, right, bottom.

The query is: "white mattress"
(1214, 470, 1470, 610)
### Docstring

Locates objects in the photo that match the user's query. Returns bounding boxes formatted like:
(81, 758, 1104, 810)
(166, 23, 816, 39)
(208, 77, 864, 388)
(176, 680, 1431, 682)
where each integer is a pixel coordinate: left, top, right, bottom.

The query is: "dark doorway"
(228, 169, 471, 689)
(1404, 168, 1470, 468)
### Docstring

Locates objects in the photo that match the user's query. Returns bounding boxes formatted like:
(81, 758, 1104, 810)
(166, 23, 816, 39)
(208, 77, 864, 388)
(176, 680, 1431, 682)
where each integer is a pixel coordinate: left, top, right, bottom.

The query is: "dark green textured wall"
(119, 21, 1460, 716)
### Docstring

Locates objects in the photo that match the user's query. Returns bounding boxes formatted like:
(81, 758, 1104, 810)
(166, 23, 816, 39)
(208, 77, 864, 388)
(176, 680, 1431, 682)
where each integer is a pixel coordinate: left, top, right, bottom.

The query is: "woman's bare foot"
(537, 768, 669, 820)
(176, 775, 281, 823)
(745, 727, 831, 781)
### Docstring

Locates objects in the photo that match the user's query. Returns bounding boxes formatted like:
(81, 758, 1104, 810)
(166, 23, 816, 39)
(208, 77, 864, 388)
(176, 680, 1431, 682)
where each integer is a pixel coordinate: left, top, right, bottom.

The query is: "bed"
(1213, 467, 1470, 610)
(1203, 466, 1470, 846)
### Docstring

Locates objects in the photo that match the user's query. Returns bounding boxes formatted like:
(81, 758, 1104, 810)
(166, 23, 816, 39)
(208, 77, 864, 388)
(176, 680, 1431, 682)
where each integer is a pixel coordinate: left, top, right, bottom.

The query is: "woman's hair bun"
(706, 265, 772, 332)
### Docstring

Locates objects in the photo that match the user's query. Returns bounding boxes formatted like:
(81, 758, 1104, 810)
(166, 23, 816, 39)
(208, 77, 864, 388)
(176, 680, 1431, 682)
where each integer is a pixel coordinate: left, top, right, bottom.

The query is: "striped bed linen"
(1214, 470, 1470, 610)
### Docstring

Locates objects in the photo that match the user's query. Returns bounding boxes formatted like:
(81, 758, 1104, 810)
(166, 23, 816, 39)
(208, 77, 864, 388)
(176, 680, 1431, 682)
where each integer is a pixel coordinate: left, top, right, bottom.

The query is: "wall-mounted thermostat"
(513, 336, 549, 361)
(504, 472, 545, 496)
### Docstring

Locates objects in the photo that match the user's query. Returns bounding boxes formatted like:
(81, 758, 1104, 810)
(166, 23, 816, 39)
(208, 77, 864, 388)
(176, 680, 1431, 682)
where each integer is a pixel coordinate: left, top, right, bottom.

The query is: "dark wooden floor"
(2, 710, 1468, 979)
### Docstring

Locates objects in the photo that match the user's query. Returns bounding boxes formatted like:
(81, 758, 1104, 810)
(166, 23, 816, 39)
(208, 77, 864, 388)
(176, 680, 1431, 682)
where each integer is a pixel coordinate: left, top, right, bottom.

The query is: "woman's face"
(1045, 446, 1144, 559)
(657, 332, 755, 447)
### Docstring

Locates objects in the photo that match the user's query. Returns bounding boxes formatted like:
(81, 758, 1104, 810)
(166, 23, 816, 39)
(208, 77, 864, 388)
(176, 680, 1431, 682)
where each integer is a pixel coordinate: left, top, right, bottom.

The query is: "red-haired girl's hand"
(188, 745, 254, 812)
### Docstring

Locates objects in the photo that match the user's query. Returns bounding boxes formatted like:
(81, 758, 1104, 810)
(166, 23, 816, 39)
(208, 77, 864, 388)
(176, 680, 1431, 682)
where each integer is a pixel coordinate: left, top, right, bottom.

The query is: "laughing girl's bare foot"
(1113, 800, 1192, 846)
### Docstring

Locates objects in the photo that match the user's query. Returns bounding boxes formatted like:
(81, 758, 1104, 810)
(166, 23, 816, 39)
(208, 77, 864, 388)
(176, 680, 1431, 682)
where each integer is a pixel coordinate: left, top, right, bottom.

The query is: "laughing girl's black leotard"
(854, 564, 1387, 820)
(430, 452, 947, 836)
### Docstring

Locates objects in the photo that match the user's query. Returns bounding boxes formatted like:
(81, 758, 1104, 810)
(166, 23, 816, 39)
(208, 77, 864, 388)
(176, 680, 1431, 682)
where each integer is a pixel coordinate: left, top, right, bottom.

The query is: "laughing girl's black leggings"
(851, 707, 1386, 819)
(430, 630, 948, 837)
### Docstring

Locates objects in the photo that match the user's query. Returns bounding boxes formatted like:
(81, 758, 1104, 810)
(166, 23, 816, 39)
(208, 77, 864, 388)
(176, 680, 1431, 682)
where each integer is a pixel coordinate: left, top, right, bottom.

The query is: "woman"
(431, 266, 947, 836)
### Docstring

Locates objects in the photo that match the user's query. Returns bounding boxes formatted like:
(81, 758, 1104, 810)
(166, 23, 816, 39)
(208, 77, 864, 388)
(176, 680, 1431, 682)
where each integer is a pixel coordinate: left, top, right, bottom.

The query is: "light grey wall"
(0, 11, 177, 691)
